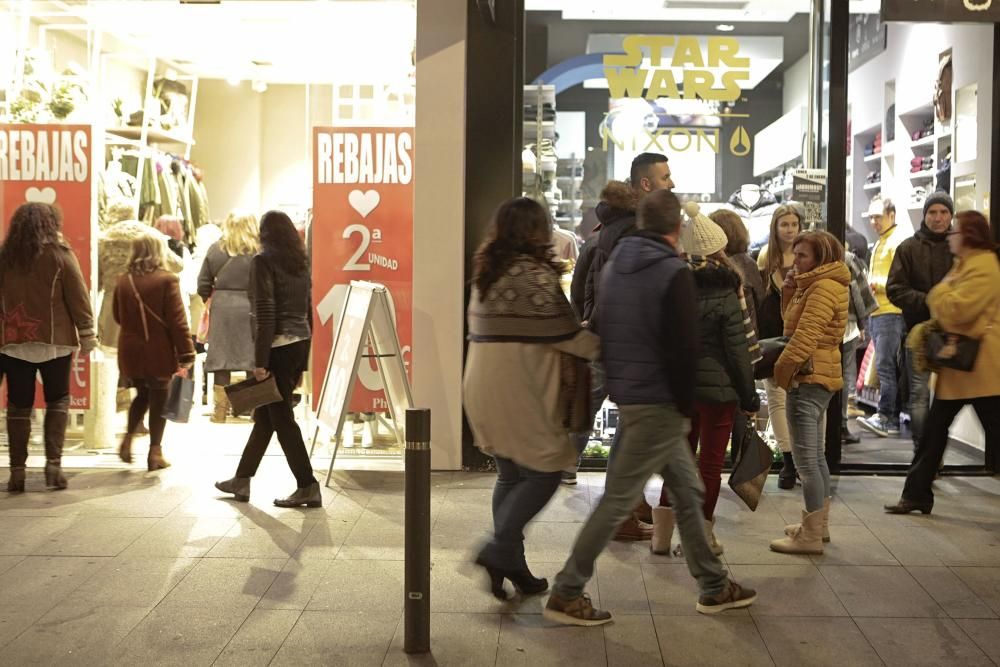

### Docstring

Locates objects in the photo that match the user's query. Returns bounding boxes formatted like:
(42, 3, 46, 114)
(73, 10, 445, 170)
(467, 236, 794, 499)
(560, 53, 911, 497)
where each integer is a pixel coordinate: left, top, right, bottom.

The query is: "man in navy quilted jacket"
(544, 190, 757, 626)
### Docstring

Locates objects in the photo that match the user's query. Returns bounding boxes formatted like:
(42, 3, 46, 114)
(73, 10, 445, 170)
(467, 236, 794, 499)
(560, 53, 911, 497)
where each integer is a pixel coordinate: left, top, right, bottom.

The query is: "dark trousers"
(127, 379, 168, 449)
(2, 353, 72, 408)
(235, 340, 316, 488)
(902, 395, 1000, 505)
(660, 401, 736, 521)
(479, 456, 561, 568)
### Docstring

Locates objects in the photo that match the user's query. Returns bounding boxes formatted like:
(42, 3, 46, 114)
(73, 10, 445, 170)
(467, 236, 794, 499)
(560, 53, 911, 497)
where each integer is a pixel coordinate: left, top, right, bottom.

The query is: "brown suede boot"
(613, 515, 654, 541)
(6, 408, 31, 493)
(211, 386, 229, 423)
(635, 497, 654, 524)
(147, 445, 171, 471)
(43, 398, 70, 490)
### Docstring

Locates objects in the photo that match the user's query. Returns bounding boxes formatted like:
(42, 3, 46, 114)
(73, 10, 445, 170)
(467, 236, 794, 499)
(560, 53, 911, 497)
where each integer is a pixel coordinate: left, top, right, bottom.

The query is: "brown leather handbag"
(559, 353, 592, 433)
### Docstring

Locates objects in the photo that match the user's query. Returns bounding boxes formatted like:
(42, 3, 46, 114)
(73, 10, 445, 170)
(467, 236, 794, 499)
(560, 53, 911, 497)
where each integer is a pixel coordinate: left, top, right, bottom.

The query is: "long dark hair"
(259, 210, 308, 275)
(1, 203, 63, 271)
(472, 197, 561, 297)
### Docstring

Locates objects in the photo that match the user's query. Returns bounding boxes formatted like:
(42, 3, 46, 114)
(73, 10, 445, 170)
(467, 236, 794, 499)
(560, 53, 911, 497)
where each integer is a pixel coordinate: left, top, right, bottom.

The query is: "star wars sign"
(0, 124, 92, 408)
(882, 0, 1000, 22)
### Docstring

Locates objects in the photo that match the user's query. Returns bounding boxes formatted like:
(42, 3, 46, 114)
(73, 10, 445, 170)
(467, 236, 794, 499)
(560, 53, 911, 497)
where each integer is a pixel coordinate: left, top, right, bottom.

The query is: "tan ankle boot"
(771, 508, 824, 554)
(651, 506, 674, 555)
(147, 445, 171, 471)
(705, 518, 724, 556)
(785, 497, 831, 542)
(211, 386, 229, 423)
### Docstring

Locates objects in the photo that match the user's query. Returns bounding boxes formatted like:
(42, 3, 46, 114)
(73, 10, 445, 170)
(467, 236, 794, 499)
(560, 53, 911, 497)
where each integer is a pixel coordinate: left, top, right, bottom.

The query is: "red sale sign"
(311, 127, 413, 413)
(0, 124, 93, 409)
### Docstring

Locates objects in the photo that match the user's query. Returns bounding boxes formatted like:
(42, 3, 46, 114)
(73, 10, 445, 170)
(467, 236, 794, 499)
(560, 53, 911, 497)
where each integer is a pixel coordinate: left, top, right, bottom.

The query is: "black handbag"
(754, 336, 789, 380)
(728, 417, 772, 511)
(162, 374, 194, 423)
(925, 330, 981, 371)
(225, 375, 283, 416)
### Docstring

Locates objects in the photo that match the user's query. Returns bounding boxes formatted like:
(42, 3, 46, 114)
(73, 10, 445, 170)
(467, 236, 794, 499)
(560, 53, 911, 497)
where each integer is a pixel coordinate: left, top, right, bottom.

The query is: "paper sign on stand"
(310, 281, 413, 485)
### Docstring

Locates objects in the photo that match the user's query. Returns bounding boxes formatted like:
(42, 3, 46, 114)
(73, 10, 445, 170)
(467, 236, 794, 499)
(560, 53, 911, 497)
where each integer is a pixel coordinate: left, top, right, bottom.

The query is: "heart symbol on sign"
(25, 187, 57, 205)
(348, 189, 380, 218)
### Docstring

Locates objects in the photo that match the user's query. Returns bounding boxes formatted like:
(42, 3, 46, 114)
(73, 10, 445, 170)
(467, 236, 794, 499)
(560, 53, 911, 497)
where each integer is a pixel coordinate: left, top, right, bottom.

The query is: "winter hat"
(681, 201, 728, 257)
(923, 190, 954, 218)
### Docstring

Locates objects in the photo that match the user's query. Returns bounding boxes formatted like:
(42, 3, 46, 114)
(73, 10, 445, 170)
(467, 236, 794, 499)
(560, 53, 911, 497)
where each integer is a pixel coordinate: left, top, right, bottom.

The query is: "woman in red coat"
(114, 233, 195, 470)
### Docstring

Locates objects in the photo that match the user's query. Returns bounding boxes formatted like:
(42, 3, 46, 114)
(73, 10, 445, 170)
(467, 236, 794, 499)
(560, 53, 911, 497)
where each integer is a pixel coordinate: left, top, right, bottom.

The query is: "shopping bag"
(225, 375, 283, 416)
(196, 296, 211, 344)
(162, 374, 195, 423)
(728, 417, 772, 511)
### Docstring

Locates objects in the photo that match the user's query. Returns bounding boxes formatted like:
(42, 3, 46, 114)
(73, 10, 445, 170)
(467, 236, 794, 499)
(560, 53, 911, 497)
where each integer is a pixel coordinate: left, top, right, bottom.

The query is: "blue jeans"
(553, 404, 728, 599)
(870, 314, 904, 424)
(788, 383, 834, 512)
(479, 456, 562, 568)
(904, 346, 930, 447)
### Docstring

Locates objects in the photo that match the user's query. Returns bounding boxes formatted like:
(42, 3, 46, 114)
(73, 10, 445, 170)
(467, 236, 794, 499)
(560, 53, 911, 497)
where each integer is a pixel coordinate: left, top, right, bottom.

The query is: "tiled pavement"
(2, 438, 1000, 666)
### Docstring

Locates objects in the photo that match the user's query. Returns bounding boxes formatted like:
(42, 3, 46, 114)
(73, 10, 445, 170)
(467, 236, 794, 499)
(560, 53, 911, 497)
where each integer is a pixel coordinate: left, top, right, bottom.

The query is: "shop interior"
(0, 0, 416, 469)
(523, 0, 993, 472)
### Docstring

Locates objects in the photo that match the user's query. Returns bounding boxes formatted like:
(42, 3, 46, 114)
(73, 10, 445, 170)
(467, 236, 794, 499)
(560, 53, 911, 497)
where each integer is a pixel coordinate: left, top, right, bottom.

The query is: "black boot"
(5, 408, 31, 493)
(778, 453, 797, 490)
(842, 425, 861, 445)
(215, 477, 251, 502)
(43, 398, 70, 490)
(274, 481, 322, 508)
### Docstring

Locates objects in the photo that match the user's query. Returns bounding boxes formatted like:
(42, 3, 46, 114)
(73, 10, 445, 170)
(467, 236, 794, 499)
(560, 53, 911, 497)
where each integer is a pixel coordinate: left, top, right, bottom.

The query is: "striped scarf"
(739, 285, 763, 365)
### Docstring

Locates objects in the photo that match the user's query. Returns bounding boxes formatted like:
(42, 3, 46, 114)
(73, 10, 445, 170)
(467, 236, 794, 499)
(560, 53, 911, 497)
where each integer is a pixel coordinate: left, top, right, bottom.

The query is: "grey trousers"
(553, 403, 728, 599)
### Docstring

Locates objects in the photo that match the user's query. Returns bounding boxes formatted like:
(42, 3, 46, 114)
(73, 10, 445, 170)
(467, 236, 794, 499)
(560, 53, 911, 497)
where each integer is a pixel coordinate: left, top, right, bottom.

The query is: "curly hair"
(220, 211, 260, 256)
(259, 210, 308, 275)
(0, 203, 64, 271)
(472, 197, 562, 298)
(127, 232, 167, 275)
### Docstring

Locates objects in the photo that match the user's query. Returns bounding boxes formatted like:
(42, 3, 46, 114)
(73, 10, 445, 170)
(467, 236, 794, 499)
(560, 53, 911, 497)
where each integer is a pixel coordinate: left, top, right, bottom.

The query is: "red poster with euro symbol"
(311, 127, 413, 413)
(0, 124, 92, 408)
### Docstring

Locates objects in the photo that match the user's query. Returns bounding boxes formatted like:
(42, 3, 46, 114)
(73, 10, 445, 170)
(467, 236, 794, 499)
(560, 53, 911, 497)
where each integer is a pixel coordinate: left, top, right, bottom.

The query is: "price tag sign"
(312, 127, 413, 413)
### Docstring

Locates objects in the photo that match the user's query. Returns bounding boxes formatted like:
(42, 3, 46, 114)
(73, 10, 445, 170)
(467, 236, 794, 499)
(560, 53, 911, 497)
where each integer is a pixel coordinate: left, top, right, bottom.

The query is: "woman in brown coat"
(114, 233, 195, 470)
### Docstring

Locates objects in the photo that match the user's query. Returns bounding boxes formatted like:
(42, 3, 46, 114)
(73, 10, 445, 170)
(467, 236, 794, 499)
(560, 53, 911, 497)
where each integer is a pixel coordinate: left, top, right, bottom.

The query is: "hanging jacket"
(869, 223, 908, 317)
(726, 187, 779, 252)
(582, 181, 640, 327)
(688, 258, 759, 412)
(886, 222, 953, 330)
(774, 261, 850, 392)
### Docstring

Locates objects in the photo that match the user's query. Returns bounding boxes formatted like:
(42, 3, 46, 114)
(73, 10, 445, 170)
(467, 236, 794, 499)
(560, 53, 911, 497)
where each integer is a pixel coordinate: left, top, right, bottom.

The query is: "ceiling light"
(716, 24, 735, 32)
(251, 79, 267, 93)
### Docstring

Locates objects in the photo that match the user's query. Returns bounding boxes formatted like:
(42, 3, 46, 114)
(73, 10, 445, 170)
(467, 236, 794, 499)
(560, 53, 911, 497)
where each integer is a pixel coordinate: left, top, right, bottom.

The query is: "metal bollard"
(404, 408, 431, 654)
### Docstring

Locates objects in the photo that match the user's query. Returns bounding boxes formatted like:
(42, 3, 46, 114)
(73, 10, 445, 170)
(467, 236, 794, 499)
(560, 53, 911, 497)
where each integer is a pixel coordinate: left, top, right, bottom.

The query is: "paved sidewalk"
(1, 435, 999, 666)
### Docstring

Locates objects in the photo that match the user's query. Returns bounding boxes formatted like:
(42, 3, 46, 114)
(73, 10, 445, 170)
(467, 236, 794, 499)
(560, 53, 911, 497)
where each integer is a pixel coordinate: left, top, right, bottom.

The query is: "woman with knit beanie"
(655, 203, 759, 556)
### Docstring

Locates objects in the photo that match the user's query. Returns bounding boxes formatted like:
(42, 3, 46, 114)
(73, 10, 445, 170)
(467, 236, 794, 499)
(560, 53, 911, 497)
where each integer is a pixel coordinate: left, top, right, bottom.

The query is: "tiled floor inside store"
(1, 415, 1000, 666)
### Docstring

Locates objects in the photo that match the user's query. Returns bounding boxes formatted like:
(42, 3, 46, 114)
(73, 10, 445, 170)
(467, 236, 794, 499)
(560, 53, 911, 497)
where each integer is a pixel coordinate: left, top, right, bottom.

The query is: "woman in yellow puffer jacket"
(886, 211, 1000, 515)
(770, 231, 849, 555)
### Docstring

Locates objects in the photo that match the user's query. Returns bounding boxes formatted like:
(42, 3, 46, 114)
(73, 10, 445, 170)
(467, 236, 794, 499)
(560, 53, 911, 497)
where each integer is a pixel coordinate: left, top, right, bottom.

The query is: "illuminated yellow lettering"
(644, 128, 667, 151)
(644, 36, 676, 67)
(645, 69, 679, 99)
(719, 71, 750, 101)
(697, 129, 720, 153)
(683, 70, 713, 99)
(605, 67, 648, 98)
(667, 129, 692, 152)
(672, 37, 704, 67)
(604, 35, 646, 67)
(708, 37, 749, 68)
(600, 121, 627, 151)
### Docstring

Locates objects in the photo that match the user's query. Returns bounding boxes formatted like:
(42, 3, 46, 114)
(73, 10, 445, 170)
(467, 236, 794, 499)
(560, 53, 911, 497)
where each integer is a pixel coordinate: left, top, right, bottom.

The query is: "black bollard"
(404, 408, 431, 654)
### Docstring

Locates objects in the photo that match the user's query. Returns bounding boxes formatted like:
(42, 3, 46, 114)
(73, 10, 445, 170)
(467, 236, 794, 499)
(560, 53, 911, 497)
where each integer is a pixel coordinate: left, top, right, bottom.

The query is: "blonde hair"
(219, 212, 260, 256)
(764, 203, 804, 278)
(128, 232, 167, 274)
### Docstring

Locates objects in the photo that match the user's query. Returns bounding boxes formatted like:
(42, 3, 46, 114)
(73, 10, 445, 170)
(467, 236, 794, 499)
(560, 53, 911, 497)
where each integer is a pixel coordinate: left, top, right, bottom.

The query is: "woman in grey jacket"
(198, 212, 258, 421)
(215, 211, 318, 508)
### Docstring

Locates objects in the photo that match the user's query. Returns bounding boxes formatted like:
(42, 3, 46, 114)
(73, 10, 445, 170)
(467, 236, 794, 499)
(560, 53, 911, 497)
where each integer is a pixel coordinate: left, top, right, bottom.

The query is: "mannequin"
(736, 184, 762, 211)
(725, 184, 779, 250)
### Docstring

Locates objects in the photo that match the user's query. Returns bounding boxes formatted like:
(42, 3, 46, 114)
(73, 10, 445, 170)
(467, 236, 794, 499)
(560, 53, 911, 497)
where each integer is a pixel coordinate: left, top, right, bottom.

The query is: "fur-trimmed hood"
(595, 181, 642, 229)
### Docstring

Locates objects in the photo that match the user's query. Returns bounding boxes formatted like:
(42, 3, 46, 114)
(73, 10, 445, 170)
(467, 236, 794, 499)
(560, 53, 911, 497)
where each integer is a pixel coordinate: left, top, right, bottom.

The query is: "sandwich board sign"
(310, 280, 413, 485)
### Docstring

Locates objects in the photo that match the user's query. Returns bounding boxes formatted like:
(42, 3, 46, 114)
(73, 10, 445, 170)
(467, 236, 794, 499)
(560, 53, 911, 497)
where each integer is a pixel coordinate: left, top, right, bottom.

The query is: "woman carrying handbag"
(885, 211, 1000, 514)
(114, 233, 195, 470)
(215, 211, 319, 508)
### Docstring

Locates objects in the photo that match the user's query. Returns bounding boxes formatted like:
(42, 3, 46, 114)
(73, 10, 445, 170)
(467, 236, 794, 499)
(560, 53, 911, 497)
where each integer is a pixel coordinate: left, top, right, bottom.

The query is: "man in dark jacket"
(886, 191, 954, 447)
(544, 190, 756, 626)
